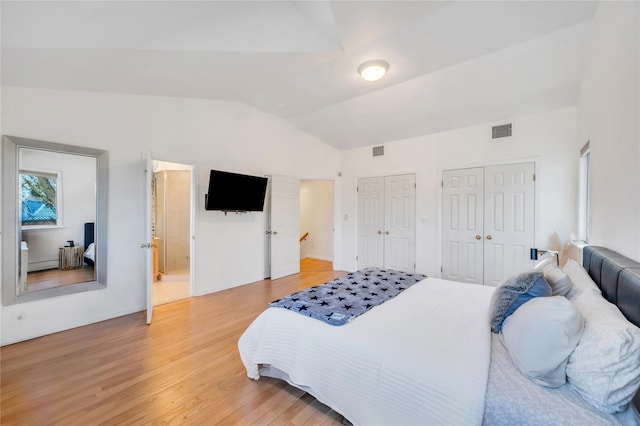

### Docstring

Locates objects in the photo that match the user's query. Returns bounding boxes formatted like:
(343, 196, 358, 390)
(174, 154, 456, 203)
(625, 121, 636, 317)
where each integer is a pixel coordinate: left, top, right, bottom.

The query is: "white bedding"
(84, 242, 95, 262)
(238, 277, 495, 425)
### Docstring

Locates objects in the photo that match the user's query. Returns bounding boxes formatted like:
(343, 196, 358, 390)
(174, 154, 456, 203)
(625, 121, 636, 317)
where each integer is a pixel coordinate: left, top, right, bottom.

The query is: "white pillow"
(543, 264, 574, 297)
(566, 288, 640, 413)
(563, 258, 601, 298)
(502, 296, 584, 388)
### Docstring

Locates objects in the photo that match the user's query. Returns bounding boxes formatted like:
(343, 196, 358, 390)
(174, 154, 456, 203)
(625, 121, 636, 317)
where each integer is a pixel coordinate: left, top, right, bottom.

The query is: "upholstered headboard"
(582, 245, 640, 328)
(84, 222, 95, 249)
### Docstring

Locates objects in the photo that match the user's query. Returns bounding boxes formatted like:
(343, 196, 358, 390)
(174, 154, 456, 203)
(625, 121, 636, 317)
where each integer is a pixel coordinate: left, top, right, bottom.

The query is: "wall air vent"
(372, 145, 385, 157)
(492, 123, 512, 139)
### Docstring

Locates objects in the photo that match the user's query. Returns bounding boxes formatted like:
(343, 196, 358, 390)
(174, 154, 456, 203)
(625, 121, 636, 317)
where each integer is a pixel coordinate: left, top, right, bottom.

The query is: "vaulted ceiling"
(1, 1, 597, 150)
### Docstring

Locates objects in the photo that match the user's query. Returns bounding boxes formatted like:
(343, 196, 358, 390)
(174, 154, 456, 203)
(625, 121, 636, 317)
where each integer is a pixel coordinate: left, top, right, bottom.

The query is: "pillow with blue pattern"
(489, 270, 551, 333)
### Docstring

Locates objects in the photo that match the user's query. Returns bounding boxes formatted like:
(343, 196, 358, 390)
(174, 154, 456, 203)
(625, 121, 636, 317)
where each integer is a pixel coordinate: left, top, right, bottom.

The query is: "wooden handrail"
(300, 232, 309, 242)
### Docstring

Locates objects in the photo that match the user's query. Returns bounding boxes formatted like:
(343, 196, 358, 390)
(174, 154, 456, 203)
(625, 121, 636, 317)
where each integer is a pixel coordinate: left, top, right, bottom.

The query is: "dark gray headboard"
(582, 245, 640, 327)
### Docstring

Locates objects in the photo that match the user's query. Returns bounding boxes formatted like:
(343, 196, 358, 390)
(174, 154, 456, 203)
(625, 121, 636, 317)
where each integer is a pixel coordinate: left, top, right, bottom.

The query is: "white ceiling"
(1, 1, 597, 150)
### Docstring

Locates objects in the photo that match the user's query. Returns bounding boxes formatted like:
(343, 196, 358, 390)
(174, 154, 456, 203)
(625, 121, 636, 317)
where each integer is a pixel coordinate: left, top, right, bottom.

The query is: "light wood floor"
(1, 260, 348, 425)
(26, 266, 95, 292)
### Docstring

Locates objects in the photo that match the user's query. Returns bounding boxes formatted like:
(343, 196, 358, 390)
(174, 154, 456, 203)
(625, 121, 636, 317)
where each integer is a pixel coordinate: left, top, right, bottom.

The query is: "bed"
(239, 246, 640, 425)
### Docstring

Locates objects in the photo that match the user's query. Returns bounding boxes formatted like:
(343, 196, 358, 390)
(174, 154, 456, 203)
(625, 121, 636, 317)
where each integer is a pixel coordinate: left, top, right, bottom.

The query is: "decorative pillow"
(502, 296, 584, 388)
(489, 270, 551, 333)
(566, 289, 640, 413)
(543, 264, 574, 297)
(563, 258, 601, 298)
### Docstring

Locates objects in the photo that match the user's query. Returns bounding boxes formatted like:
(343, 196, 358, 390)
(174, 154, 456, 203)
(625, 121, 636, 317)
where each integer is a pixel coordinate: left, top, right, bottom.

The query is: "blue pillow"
(489, 271, 551, 333)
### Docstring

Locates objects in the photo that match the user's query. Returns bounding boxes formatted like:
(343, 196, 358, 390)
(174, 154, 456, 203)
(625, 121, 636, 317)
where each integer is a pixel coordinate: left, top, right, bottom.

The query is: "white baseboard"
(28, 260, 58, 272)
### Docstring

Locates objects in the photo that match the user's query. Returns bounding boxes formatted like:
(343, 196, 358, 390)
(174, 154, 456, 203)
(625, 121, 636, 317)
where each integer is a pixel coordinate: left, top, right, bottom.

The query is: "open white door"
(269, 175, 300, 280)
(144, 156, 154, 324)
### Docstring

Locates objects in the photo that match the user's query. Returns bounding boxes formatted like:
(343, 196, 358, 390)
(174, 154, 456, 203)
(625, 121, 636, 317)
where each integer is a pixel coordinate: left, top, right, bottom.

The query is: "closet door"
(442, 168, 485, 284)
(483, 163, 535, 285)
(384, 174, 416, 272)
(442, 163, 534, 286)
(357, 177, 384, 270)
(357, 174, 416, 272)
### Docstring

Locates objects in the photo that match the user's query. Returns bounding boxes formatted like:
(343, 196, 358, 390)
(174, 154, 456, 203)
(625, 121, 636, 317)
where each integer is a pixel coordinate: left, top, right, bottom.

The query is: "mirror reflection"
(18, 148, 97, 293)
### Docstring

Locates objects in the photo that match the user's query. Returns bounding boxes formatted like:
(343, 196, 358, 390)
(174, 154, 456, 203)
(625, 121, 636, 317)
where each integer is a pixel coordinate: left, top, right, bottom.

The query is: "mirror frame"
(2, 135, 108, 305)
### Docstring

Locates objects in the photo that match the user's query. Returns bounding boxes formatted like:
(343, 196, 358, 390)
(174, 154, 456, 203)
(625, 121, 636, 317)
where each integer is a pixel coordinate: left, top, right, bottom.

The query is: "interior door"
(357, 177, 384, 270)
(442, 168, 485, 284)
(384, 174, 416, 272)
(270, 175, 300, 280)
(483, 163, 535, 285)
(144, 156, 154, 324)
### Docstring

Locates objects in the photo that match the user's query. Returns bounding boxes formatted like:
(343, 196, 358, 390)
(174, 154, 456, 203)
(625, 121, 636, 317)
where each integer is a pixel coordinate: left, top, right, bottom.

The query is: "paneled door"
(357, 174, 416, 272)
(483, 163, 535, 285)
(269, 175, 300, 280)
(442, 163, 535, 286)
(442, 168, 485, 284)
(384, 174, 416, 271)
(357, 177, 385, 269)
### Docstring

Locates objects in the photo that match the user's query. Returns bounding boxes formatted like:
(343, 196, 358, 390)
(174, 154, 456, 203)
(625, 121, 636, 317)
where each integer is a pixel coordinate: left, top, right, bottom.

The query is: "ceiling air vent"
(372, 145, 384, 157)
(492, 123, 512, 139)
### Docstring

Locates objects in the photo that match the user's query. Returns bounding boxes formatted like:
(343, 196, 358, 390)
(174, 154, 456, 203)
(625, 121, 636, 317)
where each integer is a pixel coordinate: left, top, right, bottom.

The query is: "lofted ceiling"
(1, 1, 597, 150)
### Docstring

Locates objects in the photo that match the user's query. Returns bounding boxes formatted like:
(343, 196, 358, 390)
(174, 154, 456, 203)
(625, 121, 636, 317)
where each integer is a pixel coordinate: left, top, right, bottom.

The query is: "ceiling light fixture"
(358, 59, 389, 82)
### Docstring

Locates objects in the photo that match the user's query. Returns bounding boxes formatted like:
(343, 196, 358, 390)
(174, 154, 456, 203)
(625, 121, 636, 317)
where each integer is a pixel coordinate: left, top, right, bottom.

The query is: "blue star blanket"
(269, 268, 426, 326)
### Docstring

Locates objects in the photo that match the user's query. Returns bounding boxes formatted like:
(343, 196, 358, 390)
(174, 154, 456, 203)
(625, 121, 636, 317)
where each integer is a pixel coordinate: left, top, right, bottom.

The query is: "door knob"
(265, 230, 272, 235)
(385, 231, 390, 235)
(272, 231, 278, 235)
(475, 235, 481, 240)
(377, 230, 382, 235)
(486, 235, 492, 240)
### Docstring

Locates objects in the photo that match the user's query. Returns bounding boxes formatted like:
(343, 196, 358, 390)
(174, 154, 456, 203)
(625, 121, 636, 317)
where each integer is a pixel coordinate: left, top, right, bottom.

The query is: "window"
(20, 170, 61, 228)
(578, 142, 591, 241)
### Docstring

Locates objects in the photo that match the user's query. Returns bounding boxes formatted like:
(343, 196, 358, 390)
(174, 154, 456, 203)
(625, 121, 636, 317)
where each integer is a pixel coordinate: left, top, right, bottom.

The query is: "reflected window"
(20, 170, 60, 228)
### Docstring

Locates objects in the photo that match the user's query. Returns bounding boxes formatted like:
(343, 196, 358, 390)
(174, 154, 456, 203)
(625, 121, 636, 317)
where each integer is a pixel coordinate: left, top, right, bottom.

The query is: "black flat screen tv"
(205, 169, 268, 212)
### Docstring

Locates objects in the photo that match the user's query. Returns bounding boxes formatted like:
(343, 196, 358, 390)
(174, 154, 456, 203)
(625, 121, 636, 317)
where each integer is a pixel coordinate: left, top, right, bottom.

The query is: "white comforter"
(238, 277, 495, 425)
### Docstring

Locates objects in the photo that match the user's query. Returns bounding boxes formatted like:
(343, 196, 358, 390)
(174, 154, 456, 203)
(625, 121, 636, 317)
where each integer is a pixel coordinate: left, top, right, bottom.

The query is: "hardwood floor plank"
(1, 260, 347, 425)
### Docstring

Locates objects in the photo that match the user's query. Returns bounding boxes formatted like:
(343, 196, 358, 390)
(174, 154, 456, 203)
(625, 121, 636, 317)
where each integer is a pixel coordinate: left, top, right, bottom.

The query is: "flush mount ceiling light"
(358, 59, 389, 82)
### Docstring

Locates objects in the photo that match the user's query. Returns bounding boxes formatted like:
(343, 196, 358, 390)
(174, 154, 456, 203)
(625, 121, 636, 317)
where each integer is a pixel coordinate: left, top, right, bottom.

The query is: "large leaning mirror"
(2, 136, 107, 305)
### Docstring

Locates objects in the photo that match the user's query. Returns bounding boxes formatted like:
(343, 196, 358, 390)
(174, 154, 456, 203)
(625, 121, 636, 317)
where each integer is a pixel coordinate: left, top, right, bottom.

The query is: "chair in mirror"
(2, 136, 108, 305)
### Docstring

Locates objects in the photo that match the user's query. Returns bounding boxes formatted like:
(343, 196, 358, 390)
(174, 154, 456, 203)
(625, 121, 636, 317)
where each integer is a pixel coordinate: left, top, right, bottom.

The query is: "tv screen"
(205, 170, 268, 212)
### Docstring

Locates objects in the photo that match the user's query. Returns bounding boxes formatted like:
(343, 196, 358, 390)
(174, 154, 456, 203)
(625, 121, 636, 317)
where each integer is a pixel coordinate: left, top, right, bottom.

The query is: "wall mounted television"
(205, 169, 268, 212)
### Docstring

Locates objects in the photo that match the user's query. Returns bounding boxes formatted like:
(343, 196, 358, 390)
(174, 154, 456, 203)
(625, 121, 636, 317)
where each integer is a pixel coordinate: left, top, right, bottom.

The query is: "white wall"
(300, 180, 334, 261)
(1, 87, 341, 345)
(20, 149, 96, 271)
(335, 107, 578, 275)
(577, 1, 640, 261)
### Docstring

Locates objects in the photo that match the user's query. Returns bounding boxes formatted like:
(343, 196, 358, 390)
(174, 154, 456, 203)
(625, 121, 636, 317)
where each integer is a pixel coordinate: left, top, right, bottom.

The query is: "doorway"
(300, 180, 335, 272)
(152, 160, 193, 305)
(264, 177, 335, 278)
